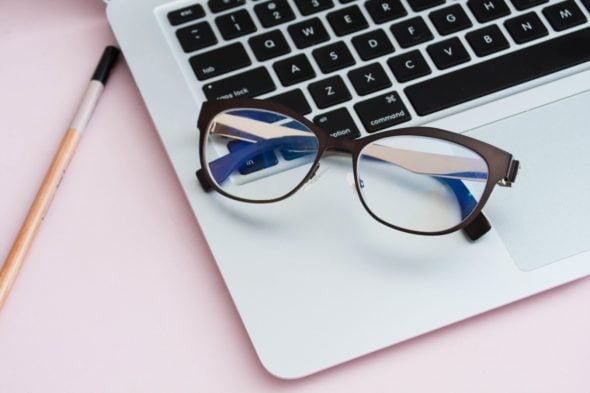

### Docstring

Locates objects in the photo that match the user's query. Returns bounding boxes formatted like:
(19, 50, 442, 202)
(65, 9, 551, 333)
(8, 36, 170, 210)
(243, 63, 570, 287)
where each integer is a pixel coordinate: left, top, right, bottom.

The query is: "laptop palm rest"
(466, 89, 590, 272)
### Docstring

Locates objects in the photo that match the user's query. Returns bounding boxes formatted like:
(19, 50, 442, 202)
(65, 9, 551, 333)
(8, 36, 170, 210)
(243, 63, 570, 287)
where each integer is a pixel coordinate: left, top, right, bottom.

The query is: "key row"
(169, 0, 447, 27)
(200, 26, 590, 130)
(177, 0, 589, 55)
(200, 63, 411, 127)
(190, 1, 588, 85)
(170, 0, 586, 29)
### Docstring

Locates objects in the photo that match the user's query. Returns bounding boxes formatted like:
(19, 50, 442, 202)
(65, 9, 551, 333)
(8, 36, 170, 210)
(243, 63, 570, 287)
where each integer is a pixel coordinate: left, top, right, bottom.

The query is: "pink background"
(1, 1, 589, 391)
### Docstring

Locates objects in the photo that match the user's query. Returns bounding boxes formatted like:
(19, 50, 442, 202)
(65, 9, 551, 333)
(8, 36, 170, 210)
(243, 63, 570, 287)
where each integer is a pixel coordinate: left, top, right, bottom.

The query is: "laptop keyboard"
(165, 0, 590, 138)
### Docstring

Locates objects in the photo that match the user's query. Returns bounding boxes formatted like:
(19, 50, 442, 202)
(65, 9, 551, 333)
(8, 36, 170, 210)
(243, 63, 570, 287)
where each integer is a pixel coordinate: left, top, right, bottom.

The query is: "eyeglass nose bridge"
(322, 136, 358, 155)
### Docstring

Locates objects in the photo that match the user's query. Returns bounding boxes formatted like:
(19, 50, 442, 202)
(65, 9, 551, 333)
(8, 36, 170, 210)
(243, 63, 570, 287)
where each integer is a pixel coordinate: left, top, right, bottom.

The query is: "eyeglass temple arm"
(196, 135, 491, 240)
(440, 177, 490, 240)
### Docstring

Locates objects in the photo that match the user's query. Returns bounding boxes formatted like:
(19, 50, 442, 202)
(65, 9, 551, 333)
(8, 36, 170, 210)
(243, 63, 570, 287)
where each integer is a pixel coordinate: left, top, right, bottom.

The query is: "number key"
(215, 9, 257, 40)
(255, 0, 296, 27)
(295, 0, 335, 15)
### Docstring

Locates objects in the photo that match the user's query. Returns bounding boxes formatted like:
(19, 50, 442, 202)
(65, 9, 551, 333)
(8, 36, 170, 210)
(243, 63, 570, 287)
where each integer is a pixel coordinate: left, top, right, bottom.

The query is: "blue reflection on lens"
(210, 135, 318, 184)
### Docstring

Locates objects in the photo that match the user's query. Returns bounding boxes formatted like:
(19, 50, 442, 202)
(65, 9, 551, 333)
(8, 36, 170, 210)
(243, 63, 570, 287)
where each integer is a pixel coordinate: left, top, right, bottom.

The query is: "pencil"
(0, 46, 120, 311)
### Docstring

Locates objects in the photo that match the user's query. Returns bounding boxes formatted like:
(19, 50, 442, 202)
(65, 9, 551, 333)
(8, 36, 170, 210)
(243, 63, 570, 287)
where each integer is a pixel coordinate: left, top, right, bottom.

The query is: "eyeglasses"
(195, 99, 520, 241)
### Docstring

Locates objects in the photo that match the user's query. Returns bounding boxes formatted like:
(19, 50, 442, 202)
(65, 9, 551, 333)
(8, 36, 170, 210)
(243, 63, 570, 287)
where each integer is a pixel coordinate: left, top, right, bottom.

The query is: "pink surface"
(1, 1, 589, 391)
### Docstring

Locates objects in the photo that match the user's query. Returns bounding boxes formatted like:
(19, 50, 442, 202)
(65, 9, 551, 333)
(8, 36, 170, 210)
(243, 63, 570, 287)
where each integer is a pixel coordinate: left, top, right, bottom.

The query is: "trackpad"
(466, 90, 590, 271)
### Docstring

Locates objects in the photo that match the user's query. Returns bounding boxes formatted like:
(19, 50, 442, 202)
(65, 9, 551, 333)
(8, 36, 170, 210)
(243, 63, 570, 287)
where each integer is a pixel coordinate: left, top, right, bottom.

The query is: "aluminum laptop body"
(107, 0, 590, 379)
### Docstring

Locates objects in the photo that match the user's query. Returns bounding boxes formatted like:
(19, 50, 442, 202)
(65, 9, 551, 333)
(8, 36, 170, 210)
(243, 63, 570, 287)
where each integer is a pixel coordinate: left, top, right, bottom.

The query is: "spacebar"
(405, 28, 590, 116)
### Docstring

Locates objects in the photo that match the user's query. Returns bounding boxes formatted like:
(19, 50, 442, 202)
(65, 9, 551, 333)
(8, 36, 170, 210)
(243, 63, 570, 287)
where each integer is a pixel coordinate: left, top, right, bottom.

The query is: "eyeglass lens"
(357, 135, 489, 232)
(203, 108, 320, 201)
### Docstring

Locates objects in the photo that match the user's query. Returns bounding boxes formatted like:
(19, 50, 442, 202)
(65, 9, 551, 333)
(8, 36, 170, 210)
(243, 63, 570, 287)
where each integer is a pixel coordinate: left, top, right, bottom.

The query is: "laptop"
(106, 0, 590, 379)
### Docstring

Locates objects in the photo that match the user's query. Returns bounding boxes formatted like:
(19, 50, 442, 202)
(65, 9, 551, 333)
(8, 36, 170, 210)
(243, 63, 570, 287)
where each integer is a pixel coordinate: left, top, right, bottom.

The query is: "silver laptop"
(106, 0, 590, 379)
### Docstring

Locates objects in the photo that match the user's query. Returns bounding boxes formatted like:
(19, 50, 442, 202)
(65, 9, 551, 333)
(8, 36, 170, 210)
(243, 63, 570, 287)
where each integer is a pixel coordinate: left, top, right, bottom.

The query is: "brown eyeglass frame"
(196, 98, 520, 241)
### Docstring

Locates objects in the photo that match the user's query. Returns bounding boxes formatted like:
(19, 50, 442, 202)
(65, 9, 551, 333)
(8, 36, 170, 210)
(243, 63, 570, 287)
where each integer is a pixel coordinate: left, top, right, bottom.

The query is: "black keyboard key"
(254, 0, 296, 27)
(308, 76, 352, 109)
(269, 89, 312, 115)
(354, 91, 411, 132)
(407, 0, 445, 12)
(288, 18, 331, 48)
(427, 37, 471, 70)
(467, 0, 511, 23)
(314, 108, 361, 139)
(227, 140, 278, 175)
(405, 27, 590, 115)
(176, 22, 218, 53)
(312, 42, 355, 73)
(327, 5, 369, 36)
(348, 63, 392, 96)
(365, 0, 407, 24)
(190, 42, 250, 80)
(273, 54, 316, 86)
(429, 4, 473, 36)
(208, 0, 245, 13)
(466, 25, 510, 57)
(216, 9, 257, 40)
(203, 67, 276, 100)
(388, 50, 431, 82)
(391, 17, 434, 48)
(510, 0, 548, 10)
(168, 4, 205, 26)
(352, 30, 394, 61)
(504, 12, 548, 44)
(249, 30, 290, 61)
(543, 1, 587, 32)
(295, 0, 335, 15)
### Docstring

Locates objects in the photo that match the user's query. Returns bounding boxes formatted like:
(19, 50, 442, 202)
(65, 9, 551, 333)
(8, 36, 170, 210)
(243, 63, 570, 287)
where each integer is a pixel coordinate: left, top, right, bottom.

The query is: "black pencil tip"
(92, 46, 120, 85)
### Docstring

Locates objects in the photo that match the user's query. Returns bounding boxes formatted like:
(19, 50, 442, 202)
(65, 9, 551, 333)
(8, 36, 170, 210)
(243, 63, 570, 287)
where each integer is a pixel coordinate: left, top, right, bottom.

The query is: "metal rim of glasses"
(196, 98, 519, 239)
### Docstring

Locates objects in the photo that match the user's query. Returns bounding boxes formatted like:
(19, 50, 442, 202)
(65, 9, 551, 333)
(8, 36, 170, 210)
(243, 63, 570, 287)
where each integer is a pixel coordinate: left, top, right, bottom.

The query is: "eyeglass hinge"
(498, 159, 520, 187)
